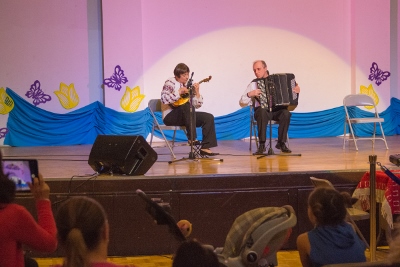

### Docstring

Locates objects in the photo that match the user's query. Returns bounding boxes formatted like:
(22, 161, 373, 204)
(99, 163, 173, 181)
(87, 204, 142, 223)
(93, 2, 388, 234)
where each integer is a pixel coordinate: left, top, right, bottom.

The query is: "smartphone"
(2, 159, 39, 192)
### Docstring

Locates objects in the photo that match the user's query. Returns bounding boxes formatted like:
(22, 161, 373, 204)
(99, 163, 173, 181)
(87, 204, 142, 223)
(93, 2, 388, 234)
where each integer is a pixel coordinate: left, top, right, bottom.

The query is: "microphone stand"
(168, 72, 222, 164)
(266, 80, 274, 155)
(187, 73, 196, 160)
(257, 77, 301, 159)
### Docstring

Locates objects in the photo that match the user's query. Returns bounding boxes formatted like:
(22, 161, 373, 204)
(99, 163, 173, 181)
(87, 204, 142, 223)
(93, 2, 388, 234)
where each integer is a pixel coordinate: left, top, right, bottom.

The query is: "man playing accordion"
(239, 60, 301, 154)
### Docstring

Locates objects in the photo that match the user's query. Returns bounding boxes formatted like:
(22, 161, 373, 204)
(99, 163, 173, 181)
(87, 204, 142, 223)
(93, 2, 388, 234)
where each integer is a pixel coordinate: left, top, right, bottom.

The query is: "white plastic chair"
(343, 94, 388, 151)
(148, 99, 186, 159)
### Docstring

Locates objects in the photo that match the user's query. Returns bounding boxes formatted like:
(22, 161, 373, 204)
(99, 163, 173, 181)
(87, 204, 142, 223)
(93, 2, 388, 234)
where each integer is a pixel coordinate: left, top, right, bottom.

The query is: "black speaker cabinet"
(88, 135, 158, 175)
(390, 154, 400, 167)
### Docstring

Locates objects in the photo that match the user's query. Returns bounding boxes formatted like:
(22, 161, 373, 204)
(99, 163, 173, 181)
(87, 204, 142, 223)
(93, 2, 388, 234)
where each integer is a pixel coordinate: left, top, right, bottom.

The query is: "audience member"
(297, 187, 366, 267)
(173, 240, 220, 267)
(0, 152, 58, 267)
(388, 220, 400, 264)
(54, 196, 132, 267)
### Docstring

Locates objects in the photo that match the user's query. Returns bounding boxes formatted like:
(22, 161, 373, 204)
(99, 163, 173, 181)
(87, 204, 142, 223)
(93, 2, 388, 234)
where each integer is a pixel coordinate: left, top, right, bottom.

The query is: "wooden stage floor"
(1, 136, 399, 180)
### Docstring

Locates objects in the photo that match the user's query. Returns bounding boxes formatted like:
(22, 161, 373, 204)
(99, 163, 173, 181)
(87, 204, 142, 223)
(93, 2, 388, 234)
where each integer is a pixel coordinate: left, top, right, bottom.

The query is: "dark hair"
(174, 63, 190, 78)
(55, 196, 108, 267)
(308, 187, 351, 226)
(173, 240, 219, 267)
(0, 151, 16, 204)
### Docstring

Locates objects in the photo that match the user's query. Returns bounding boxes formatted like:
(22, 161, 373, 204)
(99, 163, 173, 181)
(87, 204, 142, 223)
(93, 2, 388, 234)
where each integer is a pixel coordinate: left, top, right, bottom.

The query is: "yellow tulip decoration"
(120, 86, 145, 112)
(360, 84, 379, 110)
(0, 87, 14, 114)
(54, 83, 80, 109)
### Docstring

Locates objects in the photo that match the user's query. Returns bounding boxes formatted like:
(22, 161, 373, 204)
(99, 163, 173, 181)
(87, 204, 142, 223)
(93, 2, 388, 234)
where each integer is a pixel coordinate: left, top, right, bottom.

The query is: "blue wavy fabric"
(3, 88, 399, 146)
(4, 88, 152, 146)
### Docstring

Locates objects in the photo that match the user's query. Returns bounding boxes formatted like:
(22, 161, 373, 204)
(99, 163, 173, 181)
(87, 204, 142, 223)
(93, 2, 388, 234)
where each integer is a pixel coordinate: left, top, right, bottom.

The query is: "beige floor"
(35, 248, 390, 267)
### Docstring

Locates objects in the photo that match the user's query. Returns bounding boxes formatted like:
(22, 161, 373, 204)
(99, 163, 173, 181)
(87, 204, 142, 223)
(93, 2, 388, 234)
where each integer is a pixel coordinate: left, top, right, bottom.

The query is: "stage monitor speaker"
(88, 135, 158, 175)
(389, 154, 400, 167)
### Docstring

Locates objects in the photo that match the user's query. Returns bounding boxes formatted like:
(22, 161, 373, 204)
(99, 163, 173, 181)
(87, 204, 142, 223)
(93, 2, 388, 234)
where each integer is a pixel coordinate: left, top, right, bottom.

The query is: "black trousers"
(254, 107, 291, 143)
(163, 102, 217, 149)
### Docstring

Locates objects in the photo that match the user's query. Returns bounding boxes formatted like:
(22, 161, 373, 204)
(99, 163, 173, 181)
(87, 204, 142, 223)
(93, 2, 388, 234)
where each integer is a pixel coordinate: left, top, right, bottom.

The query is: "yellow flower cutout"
(120, 86, 145, 112)
(360, 84, 379, 110)
(54, 83, 79, 109)
(0, 87, 14, 114)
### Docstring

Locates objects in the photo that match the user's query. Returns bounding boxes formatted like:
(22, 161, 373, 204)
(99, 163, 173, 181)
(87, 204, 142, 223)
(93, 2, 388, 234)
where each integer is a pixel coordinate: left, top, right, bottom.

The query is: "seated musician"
(239, 60, 300, 154)
(161, 63, 219, 156)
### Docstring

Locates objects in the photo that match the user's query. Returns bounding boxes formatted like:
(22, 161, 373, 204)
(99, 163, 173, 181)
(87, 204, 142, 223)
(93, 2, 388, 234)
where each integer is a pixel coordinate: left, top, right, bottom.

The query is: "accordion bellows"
(257, 73, 299, 111)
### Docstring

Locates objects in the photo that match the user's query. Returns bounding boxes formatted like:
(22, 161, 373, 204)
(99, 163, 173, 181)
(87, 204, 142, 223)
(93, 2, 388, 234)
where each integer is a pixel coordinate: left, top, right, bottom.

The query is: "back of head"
(173, 240, 219, 267)
(55, 196, 107, 267)
(0, 151, 16, 204)
(308, 187, 350, 226)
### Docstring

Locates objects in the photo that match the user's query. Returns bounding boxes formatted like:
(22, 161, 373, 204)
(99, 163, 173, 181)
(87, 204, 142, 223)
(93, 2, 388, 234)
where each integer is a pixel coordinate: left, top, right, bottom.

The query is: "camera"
(2, 159, 39, 192)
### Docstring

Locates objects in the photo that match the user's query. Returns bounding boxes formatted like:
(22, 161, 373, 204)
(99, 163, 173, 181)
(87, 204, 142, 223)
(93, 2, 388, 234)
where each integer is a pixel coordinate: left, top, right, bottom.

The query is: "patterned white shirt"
(161, 77, 203, 119)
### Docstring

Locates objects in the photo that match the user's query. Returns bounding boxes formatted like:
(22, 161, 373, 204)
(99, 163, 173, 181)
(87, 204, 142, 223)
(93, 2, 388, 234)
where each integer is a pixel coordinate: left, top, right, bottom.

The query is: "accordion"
(257, 73, 299, 111)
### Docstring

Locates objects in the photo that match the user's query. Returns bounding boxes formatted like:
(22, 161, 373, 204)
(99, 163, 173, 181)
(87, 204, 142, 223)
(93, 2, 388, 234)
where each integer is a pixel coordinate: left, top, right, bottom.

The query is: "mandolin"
(172, 76, 212, 107)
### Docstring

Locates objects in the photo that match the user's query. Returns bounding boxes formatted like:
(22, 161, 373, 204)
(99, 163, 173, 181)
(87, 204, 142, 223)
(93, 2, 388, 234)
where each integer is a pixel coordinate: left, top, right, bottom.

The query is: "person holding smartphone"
(0, 152, 58, 267)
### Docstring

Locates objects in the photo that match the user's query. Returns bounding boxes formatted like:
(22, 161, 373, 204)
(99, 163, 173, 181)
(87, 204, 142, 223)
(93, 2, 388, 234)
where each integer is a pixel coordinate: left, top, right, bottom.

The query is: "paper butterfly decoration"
(104, 65, 128, 91)
(368, 62, 390, 86)
(25, 80, 52, 106)
(0, 128, 9, 139)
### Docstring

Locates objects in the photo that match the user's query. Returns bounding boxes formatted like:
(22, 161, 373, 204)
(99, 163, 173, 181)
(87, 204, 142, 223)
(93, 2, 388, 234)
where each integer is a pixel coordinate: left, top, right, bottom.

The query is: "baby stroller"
(214, 205, 296, 267)
(136, 190, 296, 267)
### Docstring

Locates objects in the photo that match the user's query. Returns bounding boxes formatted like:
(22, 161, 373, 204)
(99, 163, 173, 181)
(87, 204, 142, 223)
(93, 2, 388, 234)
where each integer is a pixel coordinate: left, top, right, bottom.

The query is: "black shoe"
(275, 142, 281, 149)
(276, 142, 291, 153)
(200, 149, 219, 156)
(254, 144, 266, 155)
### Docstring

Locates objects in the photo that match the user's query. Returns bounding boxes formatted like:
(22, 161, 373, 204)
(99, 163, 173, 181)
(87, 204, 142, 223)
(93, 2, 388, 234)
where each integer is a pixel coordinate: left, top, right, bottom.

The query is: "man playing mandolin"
(161, 63, 219, 156)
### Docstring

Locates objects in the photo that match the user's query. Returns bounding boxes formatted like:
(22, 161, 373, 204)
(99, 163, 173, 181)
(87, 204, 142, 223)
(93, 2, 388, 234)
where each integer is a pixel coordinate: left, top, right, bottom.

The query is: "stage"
(2, 136, 399, 178)
(2, 136, 400, 257)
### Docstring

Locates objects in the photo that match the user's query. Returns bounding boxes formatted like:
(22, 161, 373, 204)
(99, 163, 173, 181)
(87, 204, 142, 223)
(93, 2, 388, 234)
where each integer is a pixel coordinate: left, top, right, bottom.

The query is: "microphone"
(186, 72, 194, 88)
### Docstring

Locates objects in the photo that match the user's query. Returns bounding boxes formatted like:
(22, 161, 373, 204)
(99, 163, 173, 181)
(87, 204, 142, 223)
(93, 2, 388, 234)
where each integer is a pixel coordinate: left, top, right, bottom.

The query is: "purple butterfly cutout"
(25, 80, 52, 106)
(104, 65, 128, 91)
(0, 128, 8, 139)
(368, 62, 390, 86)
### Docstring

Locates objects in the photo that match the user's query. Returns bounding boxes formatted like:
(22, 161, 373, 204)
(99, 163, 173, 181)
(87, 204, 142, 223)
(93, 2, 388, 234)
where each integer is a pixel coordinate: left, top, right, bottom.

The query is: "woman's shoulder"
(0, 203, 27, 213)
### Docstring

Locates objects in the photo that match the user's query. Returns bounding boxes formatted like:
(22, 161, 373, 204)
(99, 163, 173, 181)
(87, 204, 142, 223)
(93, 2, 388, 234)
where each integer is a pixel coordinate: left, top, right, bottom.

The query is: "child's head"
(173, 240, 219, 267)
(308, 187, 351, 226)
